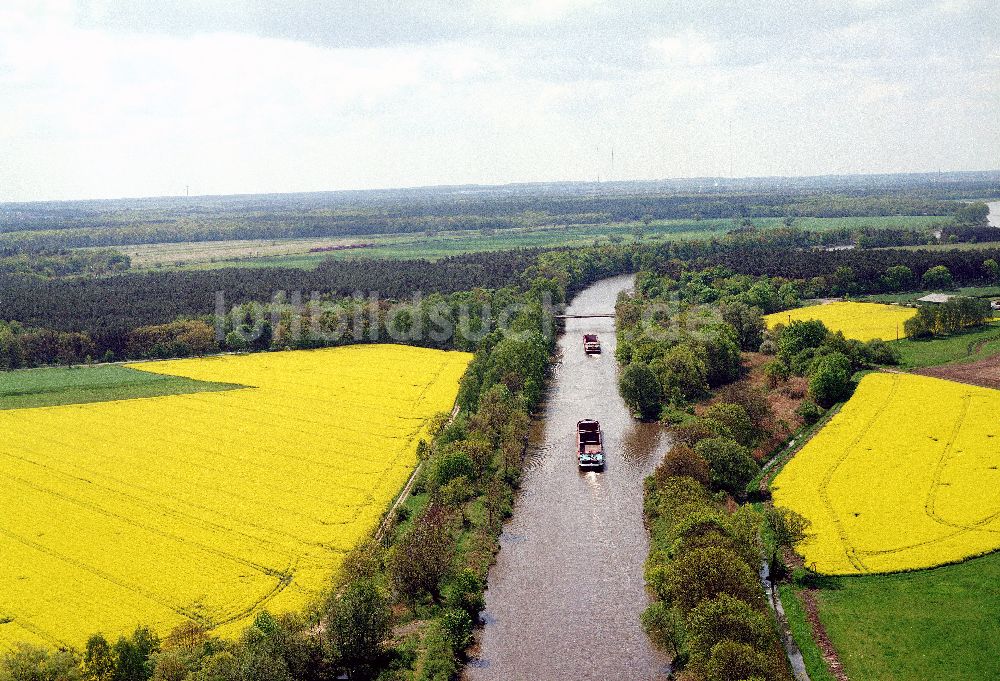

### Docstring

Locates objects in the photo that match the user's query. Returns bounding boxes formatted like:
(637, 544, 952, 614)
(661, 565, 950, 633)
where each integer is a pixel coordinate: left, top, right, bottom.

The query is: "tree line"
(0, 248, 130, 276)
(1, 186, 982, 250)
(3, 233, 1000, 369)
(617, 265, 910, 679)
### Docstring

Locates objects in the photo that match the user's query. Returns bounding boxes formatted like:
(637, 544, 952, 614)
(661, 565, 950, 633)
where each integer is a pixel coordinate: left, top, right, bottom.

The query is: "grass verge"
(777, 584, 837, 681)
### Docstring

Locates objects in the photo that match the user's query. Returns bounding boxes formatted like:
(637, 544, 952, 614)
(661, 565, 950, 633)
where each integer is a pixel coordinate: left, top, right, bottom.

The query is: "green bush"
(808, 352, 852, 407)
(685, 594, 774, 667)
(426, 449, 475, 494)
(701, 403, 755, 448)
(655, 444, 711, 487)
(641, 602, 686, 658)
(441, 569, 485, 620)
(414, 621, 457, 681)
(694, 438, 760, 497)
(619, 362, 662, 420)
(438, 608, 474, 650)
(795, 399, 824, 424)
(921, 265, 955, 290)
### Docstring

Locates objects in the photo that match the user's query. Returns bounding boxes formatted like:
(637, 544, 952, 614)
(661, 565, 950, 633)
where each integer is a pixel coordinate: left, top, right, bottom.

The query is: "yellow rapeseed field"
(0, 345, 470, 651)
(764, 301, 917, 341)
(773, 372, 1000, 575)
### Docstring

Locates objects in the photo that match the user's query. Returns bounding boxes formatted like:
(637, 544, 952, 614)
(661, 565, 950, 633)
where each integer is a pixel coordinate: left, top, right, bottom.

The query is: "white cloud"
(649, 30, 716, 67)
(494, 0, 599, 25)
(0, 0, 997, 201)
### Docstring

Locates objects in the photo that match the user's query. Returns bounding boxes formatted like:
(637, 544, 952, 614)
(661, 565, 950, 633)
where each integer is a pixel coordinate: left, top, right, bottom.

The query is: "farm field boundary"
(0, 344, 471, 651)
(764, 301, 916, 342)
(773, 372, 1000, 575)
(0, 364, 242, 410)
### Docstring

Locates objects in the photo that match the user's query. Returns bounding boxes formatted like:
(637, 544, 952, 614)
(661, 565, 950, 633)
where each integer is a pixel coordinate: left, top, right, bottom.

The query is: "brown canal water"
(466, 274, 672, 681)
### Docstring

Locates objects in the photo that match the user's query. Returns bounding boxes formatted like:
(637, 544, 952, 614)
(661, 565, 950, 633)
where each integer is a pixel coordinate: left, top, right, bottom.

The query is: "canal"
(466, 274, 671, 681)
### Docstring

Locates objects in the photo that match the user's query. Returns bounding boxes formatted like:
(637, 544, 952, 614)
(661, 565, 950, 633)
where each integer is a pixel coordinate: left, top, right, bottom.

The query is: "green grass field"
(863, 285, 1000, 305)
(126, 215, 946, 270)
(0, 364, 241, 410)
(893, 321, 1000, 368)
(814, 552, 1000, 681)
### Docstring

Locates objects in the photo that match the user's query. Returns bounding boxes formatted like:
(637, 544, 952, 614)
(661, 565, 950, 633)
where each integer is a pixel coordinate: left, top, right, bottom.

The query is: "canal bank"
(466, 274, 671, 681)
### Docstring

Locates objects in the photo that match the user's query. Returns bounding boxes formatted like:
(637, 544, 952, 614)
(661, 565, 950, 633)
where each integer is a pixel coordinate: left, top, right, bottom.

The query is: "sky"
(0, 0, 997, 202)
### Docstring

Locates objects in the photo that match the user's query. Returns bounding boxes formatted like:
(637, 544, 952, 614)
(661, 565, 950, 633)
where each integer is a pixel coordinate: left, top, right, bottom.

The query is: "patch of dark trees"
(0, 250, 544, 333)
(693, 246, 1000, 294)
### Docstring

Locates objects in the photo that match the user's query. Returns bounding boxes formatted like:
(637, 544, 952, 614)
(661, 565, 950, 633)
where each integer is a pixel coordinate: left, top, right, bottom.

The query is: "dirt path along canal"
(466, 274, 671, 681)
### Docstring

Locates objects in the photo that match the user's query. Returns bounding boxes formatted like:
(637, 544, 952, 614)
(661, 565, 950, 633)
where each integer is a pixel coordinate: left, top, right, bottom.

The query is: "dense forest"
(0, 250, 545, 332)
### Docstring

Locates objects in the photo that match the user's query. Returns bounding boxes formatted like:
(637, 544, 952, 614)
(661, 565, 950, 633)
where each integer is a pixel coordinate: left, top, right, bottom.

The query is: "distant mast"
(728, 120, 734, 178)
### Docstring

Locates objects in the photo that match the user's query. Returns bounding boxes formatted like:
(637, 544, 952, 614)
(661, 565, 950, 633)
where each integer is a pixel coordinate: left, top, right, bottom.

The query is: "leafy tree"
(388, 502, 457, 602)
(655, 443, 711, 486)
(657, 343, 709, 401)
(704, 639, 777, 681)
(829, 266, 856, 296)
(425, 449, 475, 495)
(187, 651, 240, 681)
(694, 437, 760, 496)
(327, 579, 391, 678)
(765, 507, 811, 550)
(808, 352, 852, 407)
(955, 201, 990, 227)
(743, 280, 781, 313)
(700, 403, 755, 448)
(111, 628, 159, 681)
(882, 265, 914, 292)
(469, 383, 521, 448)
(441, 569, 485, 620)
(726, 505, 765, 569)
(85, 634, 115, 681)
(776, 319, 828, 360)
(223, 330, 248, 351)
(700, 331, 742, 387)
(685, 594, 774, 667)
(641, 602, 686, 657)
(619, 362, 662, 420)
(719, 302, 765, 351)
(922, 265, 955, 290)
(984, 258, 1000, 283)
(903, 305, 936, 338)
(0, 644, 81, 681)
(864, 338, 900, 365)
(906, 297, 990, 337)
(671, 512, 736, 558)
(482, 331, 549, 407)
(661, 547, 763, 614)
